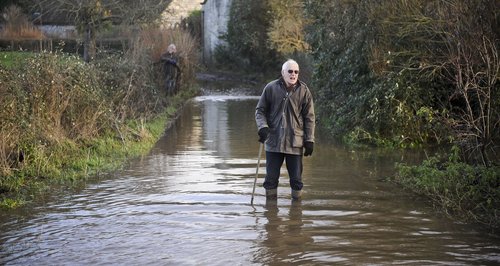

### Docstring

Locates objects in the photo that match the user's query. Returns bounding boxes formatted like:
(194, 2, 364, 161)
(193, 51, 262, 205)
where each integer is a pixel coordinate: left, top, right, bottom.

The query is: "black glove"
(304, 141, 314, 156)
(258, 127, 270, 143)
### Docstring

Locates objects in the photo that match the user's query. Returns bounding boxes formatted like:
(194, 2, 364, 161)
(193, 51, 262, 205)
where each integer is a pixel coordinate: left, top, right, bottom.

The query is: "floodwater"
(1, 87, 499, 265)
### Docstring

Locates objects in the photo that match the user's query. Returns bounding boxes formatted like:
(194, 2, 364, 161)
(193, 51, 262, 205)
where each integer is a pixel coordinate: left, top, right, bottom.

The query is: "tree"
(223, 0, 279, 72)
(27, 0, 172, 62)
(371, 0, 500, 163)
(268, 0, 309, 54)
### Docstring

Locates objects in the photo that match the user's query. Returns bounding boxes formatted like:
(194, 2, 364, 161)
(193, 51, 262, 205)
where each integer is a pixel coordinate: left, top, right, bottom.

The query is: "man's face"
(282, 62, 299, 86)
(167, 45, 176, 54)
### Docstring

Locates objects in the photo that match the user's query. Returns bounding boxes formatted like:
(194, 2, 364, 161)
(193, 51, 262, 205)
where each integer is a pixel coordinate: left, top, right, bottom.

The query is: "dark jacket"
(255, 78, 315, 155)
(160, 52, 180, 79)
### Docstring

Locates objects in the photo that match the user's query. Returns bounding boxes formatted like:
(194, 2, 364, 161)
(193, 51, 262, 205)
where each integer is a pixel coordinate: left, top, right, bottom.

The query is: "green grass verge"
(393, 147, 500, 230)
(0, 87, 197, 209)
(0, 51, 34, 68)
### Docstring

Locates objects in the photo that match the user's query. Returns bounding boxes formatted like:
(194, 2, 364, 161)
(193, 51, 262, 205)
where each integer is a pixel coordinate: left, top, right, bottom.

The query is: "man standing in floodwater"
(255, 59, 315, 200)
(160, 43, 181, 95)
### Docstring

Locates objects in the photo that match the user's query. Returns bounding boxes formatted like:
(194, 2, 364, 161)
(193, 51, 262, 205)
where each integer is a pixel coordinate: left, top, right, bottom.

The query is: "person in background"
(160, 43, 181, 95)
(255, 59, 315, 200)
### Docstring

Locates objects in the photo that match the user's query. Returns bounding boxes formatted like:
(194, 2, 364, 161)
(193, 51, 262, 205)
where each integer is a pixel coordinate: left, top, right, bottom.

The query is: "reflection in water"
(260, 199, 316, 264)
(0, 92, 499, 265)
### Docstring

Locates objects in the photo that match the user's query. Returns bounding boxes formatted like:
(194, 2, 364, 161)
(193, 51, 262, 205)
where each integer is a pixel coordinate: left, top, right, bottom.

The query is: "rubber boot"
(266, 188, 277, 199)
(291, 189, 302, 200)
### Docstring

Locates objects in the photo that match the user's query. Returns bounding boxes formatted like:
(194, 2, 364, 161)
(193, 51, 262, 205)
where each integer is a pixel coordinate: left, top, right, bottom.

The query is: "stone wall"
(202, 0, 232, 65)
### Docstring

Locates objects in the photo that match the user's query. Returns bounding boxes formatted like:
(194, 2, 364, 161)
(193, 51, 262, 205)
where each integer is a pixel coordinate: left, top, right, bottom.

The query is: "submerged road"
(1, 87, 499, 265)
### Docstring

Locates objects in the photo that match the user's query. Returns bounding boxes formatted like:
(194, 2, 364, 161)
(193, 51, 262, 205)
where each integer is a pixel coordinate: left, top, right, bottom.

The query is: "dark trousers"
(263, 151, 303, 191)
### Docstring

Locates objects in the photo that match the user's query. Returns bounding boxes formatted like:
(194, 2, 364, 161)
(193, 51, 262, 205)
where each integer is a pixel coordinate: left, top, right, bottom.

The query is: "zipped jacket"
(255, 78, 315, 155)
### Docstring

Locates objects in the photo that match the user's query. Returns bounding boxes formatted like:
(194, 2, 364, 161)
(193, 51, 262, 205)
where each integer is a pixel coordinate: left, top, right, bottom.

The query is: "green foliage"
(217, 0, 280, 72)
(181, 10, 202, 43)
(395, 147, 500, 228)
(370, 0, 500, 162)
(0, 51, 32, 68)
(304, 0, 500, 156)
(0, 26, 200, 207)
(217, 0, 313, 78)
(0, 52, 110, 143)
(0, 197, 25, 209)
(304, 0, 499, 229)
(358, 70, 450, 147)
(305, 0, 375, 137)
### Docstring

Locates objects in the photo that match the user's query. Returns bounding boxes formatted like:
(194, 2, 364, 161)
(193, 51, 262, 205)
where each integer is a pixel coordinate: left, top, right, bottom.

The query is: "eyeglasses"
(287, 70, 299, 74)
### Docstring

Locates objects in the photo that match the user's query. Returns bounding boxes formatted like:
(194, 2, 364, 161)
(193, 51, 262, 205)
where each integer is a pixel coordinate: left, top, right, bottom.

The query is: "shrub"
(217, 0, 280, 73)
(0, 26, 200, 198)
(0, 5, 44, 40)
(370, 0, 500, 162)
(267, 0, 309, 54)
(304, 0, 500, 156)
(305, 1, 375, 137)
(395, 147, 500, 229)
(181, 10, 202, 44)
(0, 52, 111, 170)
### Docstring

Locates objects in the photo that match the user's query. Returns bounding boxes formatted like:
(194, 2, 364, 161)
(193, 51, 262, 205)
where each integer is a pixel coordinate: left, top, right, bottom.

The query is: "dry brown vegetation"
(0, 25, 199, 200)
(0, 5, 44, 40)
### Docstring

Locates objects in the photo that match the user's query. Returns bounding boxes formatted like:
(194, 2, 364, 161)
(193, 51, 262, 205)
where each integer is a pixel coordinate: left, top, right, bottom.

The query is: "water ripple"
(1, 94, 499, 265)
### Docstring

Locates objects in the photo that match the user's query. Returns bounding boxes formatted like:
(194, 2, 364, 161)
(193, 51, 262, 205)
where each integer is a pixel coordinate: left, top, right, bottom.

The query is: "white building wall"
(202, 0, 232, 65)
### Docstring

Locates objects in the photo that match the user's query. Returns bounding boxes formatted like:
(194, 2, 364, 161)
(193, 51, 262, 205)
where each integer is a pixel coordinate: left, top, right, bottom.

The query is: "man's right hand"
(258, 127, 270, 143)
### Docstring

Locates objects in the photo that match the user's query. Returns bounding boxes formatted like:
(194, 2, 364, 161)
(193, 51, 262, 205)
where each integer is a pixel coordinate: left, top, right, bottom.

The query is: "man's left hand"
(304, 142, 314, 156)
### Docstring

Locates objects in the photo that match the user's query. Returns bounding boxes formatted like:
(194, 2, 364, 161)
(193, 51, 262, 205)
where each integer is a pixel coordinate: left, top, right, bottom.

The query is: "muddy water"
(1, 89, 499, 265)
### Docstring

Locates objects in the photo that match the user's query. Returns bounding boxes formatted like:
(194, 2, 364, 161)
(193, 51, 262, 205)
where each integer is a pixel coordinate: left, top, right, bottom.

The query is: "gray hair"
(167, 43, 177, 53)
(281, 59, 299, 72)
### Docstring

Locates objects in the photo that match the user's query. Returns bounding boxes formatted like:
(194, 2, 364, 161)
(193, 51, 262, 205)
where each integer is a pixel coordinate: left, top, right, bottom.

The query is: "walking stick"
(251, 143, 264, 205)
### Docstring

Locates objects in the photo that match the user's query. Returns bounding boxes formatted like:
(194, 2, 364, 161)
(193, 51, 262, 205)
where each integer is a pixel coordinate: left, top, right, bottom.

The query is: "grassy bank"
(394, 147, 500, 230)
(0, 51, 33, 67)
(0, 27, 200, 208)
(0, 90, 193, 208)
